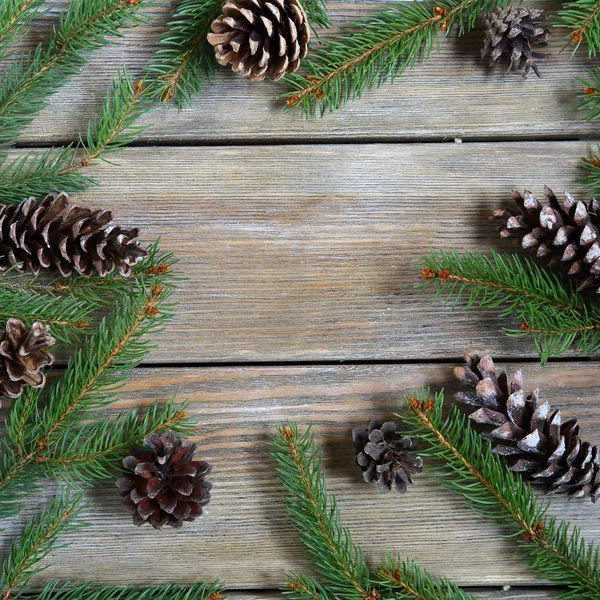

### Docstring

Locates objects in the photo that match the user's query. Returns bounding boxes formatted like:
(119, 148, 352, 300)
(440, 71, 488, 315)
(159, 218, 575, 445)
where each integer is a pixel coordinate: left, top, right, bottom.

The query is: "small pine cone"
(207, 0, 310, 81)
(0, 193, 147, 278)
(455, 354, 600, 501)
(493, 187, 600, 293)
(117, 431, 212, 529)
(352, 420, 423, 493)
(482, 7, 550, 78)
(0, 319, 55, 399)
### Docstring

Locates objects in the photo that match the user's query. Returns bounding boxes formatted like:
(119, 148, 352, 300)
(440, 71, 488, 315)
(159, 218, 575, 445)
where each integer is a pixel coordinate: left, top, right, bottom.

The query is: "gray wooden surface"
(3, 0, 600, 598)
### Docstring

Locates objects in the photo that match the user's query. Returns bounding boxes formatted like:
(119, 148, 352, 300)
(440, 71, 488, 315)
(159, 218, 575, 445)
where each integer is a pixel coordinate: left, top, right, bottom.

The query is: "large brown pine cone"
(0, 193, 147, 278)
(207, 0, 310, 81)
(493, 187, 600, 293)
(455, 354, 600, 501)
(0, 319, 55, 399)
(352, 420, 423, 493)
(482, 6, 550, 78)
(117, 431, 212, 529)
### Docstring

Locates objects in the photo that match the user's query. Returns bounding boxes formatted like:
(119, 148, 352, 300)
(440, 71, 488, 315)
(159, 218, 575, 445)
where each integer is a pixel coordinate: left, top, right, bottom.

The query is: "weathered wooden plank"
(13, 140, 594, 363)
(4, 363, 599, 588)
(9, 1, 597, 143)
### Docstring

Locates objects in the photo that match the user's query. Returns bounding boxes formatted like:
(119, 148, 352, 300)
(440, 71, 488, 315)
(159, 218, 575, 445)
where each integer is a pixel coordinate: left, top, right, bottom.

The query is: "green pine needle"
(38, 398, 192, 486)
(281, 0, 509, 117)
(0, 0, 150, 146)
(271, 423, 476, 600)
(556, 0, 600, 57)
(419, 249, 600, 362)
(0, 0, 46, 62)
(81, 67, 151, 164)
(271, 423, 372, 600)
(148, 0, 225, 106)
(580, 67, 600, 122)
(0, 67, 154, 204)
(0, 267, 183, 517)
(583, 144, 600, 196)
(0, 491, 86, 596)
(0, 148, 93, 204)
(376, 556, 477, 600)
(32, 581, 225, 600)
(398, 389, 600, 600)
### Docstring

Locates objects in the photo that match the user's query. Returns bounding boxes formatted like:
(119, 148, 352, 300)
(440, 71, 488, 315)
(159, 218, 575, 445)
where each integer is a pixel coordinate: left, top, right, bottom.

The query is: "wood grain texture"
(15, 140, 594, 363)
(3, 363, 599, 589)
(9, 1, 597, 144)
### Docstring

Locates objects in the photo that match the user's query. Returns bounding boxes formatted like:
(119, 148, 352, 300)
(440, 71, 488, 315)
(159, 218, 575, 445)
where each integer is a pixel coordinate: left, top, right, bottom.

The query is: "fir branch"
(148, 0, 224, 105)
(80, 67, 150, 166)
(377, 557, 476, 600)
(557, 0, 600, 56)
(284, 574, 335, 600)
(148, 0, 329, 106)
(583, 144, 600, 197)
(271, 423, 373, 600)
(282, 0, 509, 116)
(0, 0, 45, 62)
(0, 68, 151, 204)
(271, 424, 475, 600)
(0, 0, 149, 147)
(398, 389, 600, 600)
(0, 274, 179, 516)
(579, 68, 600, 121)
(0, 491, 85, 599)
(419, 249, 600, 362)
(32, 581, 225, 600)
(37, 398, 191, 486)
(0, 273, 91, 343)
(0, 148, 93, 204)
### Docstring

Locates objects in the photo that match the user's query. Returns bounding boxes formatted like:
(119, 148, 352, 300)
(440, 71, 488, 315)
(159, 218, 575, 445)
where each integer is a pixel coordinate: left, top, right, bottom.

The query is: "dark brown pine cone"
(0, 193, 147, 278)
(352, 420, 423, 493)
(455, 354, 600, 501)
(117, 431, 212, 529)
(207, 0, 310, 81)
(0, 319, 55, 399)
(482, 6, 550, 78)
(493, 187, 600, 293)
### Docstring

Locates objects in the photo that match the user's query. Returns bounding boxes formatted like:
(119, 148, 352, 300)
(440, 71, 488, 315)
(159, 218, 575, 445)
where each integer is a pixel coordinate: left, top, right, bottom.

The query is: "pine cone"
(455, 354, 600, 501)
(482, 7, 550, 78)
(352, 420, 423, 493)
(0, 319, 55, 399)
(207, 0, 310, 81)
(493, 187, 600, 293)
(0, 193, 147, 278)
(117, 431, 212, 529)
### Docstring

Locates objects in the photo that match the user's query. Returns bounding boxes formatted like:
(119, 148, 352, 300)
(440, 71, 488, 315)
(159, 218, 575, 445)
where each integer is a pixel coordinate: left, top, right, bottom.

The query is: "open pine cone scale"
(455, 354, 600, 500)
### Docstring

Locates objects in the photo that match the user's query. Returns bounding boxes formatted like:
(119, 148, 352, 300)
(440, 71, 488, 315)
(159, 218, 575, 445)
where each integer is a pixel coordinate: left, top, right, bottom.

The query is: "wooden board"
(8, 141, 594, 364)
(3, 363, 599, 592)
(11, 1, 597, 144)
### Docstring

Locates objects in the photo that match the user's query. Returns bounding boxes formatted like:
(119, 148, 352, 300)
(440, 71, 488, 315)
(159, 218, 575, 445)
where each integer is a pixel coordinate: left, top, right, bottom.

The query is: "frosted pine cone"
(0, 193, 147, 278)
(493, 187, 600, 292)
(352, 420, 423, 493)
(207, 0, 310, 81)
(482, 7, 550, 78)
(0, 319, 55, 399)
(455, 354, 600, 501)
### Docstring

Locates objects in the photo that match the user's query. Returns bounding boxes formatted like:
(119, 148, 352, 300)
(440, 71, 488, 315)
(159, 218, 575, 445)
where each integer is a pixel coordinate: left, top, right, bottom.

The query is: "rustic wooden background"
(3, 0, 600, 598)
